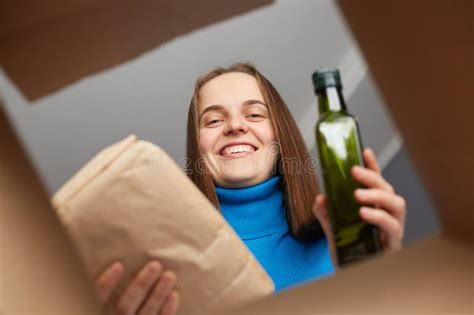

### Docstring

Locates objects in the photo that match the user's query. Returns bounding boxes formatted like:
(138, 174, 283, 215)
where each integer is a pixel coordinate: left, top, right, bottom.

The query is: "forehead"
(199, 72, 264, 110)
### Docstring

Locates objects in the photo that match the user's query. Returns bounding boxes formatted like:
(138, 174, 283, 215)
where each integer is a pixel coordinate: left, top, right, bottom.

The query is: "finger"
(359, 207, 403, 250)
(363, 148, 381, 174)
(138, 271, 177, 315)
(116, 261, 162, 315)
(354, 189, 406, 222)
(95, 261, 125, 303)
(160, 290, 180, 315)
(352, 165, 395, 193)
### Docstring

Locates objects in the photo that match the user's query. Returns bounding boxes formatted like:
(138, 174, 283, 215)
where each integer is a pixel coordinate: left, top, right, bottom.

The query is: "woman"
(95, 63, 406, 315)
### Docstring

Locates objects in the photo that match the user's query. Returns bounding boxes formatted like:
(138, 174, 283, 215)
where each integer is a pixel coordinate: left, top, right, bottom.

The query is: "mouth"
(218, 144, 259, 159)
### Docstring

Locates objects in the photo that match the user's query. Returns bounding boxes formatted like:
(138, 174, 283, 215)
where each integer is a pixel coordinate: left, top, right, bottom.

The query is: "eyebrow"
(199, 100, 268, 120)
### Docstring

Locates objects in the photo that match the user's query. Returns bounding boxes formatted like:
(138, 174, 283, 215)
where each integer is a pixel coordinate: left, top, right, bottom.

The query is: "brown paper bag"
(51, 135, 274, 315)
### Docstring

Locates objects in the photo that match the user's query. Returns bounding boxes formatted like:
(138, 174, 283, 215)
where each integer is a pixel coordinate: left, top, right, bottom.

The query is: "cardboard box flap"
(0, 104, 102, 314)
(0, 0, 273, 101)
(213, 234, 474, 315)
(337, 0, 474, 242)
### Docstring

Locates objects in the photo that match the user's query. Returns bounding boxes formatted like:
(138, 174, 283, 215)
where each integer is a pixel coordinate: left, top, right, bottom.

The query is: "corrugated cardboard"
(51, 135, 274, 315)
(0, 105, 102, 315)
(338, 0, 474, 243)
(1, 0, 473, 314)
(212, 234, 473, 315)
(0, 0, 272, 100)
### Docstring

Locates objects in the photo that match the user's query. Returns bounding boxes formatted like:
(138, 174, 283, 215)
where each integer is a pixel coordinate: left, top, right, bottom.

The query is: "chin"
(205, 154, 277, 188)
(216, 170, 273, 188)
(218, 172, 257, 187)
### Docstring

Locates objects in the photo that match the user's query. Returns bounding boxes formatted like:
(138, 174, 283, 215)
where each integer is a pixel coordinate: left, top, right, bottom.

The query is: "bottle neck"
(317, 86, 347, 114)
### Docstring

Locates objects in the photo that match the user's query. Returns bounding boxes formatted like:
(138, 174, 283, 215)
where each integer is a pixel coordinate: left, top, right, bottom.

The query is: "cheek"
(259, 122, 276, 144)
(199, 129, 218, 154)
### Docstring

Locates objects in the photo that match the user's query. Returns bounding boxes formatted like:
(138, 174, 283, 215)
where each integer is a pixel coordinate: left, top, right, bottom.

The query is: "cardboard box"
(1, 0, 472, 314)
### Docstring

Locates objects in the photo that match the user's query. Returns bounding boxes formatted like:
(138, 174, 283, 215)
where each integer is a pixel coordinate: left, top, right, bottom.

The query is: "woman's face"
(198, 72, 279, 188)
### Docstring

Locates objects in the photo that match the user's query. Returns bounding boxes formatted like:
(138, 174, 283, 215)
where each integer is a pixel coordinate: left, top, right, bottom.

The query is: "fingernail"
(167, 290, 179, 304)
(112, 262, 123, 274)
(148, 261, 162, 274)
(163, 271, 177, 285)
(355, 189, 366, 197)
(360, 207, 372, 214)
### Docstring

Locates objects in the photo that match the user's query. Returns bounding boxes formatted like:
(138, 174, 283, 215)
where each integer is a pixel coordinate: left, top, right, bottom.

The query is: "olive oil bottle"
(313, 68, 381, 266)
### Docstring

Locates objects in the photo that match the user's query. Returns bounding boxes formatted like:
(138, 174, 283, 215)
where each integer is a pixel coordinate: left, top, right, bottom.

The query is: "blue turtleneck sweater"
(215, 175, 334, 293)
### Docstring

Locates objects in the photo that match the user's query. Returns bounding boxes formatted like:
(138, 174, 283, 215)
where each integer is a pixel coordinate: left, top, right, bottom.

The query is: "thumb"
(312, 194, 329, 225)
(312, 194, 339, 269)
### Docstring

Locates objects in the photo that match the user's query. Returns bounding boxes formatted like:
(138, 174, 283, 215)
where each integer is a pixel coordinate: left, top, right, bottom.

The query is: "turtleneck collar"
(215, 175, 288, 240)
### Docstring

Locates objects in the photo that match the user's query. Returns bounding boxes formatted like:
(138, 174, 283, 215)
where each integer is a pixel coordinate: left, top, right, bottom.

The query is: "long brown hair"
(186, 62, 323, 241)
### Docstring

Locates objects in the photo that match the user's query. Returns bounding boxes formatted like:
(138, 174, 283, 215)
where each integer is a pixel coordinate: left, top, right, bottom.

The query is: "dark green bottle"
(312, 68, 381, 267)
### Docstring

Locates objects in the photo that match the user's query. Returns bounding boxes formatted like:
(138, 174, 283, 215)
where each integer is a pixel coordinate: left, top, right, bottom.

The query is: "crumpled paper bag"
(51, 135, 274, 315)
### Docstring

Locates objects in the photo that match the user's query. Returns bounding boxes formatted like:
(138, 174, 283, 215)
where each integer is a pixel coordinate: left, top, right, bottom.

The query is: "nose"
(223, 117, 248, 136)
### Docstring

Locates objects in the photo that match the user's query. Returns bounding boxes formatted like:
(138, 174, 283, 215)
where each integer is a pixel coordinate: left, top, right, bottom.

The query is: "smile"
(219, 144, 258, 159)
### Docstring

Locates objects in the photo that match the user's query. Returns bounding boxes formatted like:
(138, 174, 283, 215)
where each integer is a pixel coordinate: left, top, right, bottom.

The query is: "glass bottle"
(313, 68, 381, 266)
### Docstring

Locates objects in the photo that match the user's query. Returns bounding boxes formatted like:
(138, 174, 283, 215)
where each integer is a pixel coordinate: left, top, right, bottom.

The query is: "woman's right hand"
(95, 260, 180, 315)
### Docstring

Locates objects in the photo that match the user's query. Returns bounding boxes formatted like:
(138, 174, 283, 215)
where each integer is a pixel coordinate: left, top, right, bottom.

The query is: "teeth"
(222, 145, 255, 156)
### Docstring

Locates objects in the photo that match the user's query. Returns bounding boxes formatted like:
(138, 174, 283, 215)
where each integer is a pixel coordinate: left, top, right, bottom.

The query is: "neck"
(318, 86, 346, 114)
(215, 175, 288, 240)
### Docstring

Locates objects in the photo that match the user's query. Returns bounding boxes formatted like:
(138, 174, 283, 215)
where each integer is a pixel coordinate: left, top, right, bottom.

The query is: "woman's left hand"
(313, 148, 407, 256)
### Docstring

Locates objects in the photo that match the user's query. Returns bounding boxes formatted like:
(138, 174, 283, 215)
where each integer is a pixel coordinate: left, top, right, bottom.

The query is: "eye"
(207, 119, 223, 126)
(247, 113, 264, 120)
